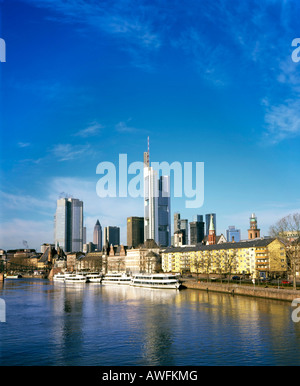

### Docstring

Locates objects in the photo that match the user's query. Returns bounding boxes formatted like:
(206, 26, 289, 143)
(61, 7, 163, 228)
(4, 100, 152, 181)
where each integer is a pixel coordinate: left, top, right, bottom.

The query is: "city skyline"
(1, 1, 300, 250)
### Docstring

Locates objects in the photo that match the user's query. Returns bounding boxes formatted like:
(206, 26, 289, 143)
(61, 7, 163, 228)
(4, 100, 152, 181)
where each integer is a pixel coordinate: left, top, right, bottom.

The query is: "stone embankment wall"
(48, 267, 62, 280)
(182, 280, 300, 302)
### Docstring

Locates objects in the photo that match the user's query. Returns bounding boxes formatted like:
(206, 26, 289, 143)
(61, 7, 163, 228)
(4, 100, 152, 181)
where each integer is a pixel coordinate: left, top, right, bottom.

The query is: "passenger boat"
(101, 272, 132, 285)
(64, 273, 87, 283)
(131, 273, 181, 289)
(85, 272, 102, 283)
(5, 274, 22, 279)
(53, 272, 67, 281)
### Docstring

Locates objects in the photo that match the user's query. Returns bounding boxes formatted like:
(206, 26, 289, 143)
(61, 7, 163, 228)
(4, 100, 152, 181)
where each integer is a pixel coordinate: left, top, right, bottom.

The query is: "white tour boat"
(101, 272, 132, 285)
(85, 272, 102, 283)
(64, 273, 87, 283)
(131, 273, 181, 289)
(53, 272, 67, 282)
(5, 274, 22, 279)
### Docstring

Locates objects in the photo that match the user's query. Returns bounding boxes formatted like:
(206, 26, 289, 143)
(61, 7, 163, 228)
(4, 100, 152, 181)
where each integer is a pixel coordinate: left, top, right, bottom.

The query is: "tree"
(270, 213, 300, 241)
(222, 250, 238, 283)
(269, 213, 300, 290)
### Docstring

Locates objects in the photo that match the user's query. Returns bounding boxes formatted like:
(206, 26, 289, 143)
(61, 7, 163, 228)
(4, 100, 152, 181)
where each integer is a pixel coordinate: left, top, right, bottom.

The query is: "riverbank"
(182, 279, 300, 301)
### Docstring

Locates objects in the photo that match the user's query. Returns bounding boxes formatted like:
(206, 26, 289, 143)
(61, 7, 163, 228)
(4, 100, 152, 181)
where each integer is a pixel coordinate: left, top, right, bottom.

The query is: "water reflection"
(1, 278, 300, 365)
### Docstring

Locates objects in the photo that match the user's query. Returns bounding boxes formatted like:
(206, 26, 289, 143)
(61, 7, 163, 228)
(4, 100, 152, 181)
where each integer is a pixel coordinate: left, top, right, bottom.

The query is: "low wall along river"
(182, 279, 300, 302)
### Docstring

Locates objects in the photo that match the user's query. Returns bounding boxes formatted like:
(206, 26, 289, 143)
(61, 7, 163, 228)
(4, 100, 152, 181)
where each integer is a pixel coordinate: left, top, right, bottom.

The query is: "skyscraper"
(54, 197, 83, 252)
(127, 217, 144, 248)
(143, 138, 171, 247)
(104, 226, 120, 246)
(190, 217, 205, 245)
(173, 212, 188, 245)
(174, 212, 181, 233)
(158, 175, 171, 247)
(93, 219, 102, 251)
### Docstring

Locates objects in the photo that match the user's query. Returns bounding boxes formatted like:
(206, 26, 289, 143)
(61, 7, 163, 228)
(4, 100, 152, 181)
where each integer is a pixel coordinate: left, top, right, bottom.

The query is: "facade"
(162, 238, 287, 278)
(174, 229, 186, 247)
(93, 219, 102, 251)
(174, 213, 181, 233)
(190, 218, 205, 245)
(104, 226, 120, 246)
(158, 175, 171, 247)
(173, 213, 188, 245)
(127, 216, 144, 248)
(54, 198, 83, 252)
(143, 139, 171, 247)
(126, 240, 161, 274)
(226, 226, 241, 242)
(144, 152, 158, 243)
(205, 213, 216, 236)
(248, 213, 261, 239)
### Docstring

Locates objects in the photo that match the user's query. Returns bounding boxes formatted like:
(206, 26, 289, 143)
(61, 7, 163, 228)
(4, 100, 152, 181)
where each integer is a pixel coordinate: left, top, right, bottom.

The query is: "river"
(0, 278, 300, 366)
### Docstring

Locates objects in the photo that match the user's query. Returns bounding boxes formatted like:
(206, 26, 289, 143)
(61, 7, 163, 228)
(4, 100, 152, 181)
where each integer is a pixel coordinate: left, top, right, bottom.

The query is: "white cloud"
(51, 143, 92, 161)
(74, 121, 104, 137)
(17, 142, 31, 148)
(0, 175, 144, 250)
(0, 218, 54, 251)
(262, 99, 300, 144)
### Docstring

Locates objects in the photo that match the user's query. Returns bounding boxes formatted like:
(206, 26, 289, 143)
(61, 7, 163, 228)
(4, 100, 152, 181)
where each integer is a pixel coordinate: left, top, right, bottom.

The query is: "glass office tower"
(54, 198, 83, 252)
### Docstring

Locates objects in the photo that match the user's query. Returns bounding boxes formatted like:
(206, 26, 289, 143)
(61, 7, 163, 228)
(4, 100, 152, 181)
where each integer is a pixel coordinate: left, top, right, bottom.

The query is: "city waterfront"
(1, 278, 300, 366)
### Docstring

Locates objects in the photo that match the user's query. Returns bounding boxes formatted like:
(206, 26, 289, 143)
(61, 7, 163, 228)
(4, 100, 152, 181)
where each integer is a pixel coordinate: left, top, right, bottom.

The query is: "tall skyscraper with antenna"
(143, 138, 171, 246)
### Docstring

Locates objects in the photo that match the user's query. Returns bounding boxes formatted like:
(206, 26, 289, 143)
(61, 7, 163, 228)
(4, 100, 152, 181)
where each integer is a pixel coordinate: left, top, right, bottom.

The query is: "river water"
(0, 278, 300, 366)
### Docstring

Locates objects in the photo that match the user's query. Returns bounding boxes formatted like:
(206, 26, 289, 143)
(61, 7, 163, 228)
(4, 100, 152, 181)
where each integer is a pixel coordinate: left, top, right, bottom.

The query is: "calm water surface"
(0, 278, 300, 366)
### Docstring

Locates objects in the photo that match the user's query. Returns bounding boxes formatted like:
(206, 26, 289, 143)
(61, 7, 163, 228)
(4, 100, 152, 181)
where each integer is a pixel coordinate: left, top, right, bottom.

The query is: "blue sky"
(0, 0, 300, 250)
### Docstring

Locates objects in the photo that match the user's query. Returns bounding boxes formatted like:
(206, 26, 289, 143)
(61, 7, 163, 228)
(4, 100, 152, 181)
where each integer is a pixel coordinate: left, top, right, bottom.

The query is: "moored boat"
(86, 272, 102, 283)
(131, 273, 181, 289)
(64, 273, 87, 283)
(5, 274, 22, 279)
(101, 272, 132, 285)
(53, 272, 67, 281)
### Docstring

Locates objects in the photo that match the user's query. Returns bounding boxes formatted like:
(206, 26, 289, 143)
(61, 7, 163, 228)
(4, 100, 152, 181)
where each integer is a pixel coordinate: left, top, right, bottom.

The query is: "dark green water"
(0, 278, 300, 366)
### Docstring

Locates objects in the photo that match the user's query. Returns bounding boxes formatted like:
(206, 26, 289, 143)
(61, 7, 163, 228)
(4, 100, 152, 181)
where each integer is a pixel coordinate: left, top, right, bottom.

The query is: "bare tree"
(192, 255, 202, 281)
(269, 213, 300, 289)
(270, 213, 300, 240)
(222, 250, 238, 283)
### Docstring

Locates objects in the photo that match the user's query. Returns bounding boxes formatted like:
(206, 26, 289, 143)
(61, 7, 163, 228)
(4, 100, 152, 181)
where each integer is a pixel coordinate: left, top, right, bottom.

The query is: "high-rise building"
(248, 213, 260, 240)
(158, 175, 171, 247)
(104, 226, 120, 246)
(127, 217, 144, 248)
(205, 213, 217, 236)
(54, 197, 83, 252)
(179, 218, 188, 244)
(143, 138, 171, 247)
(93, 220, 102, 251)
(190, 217, 205, 245)
(226, 225, 241, 242)
(173, 212, 188, 245)
(174, 212, 181, 233)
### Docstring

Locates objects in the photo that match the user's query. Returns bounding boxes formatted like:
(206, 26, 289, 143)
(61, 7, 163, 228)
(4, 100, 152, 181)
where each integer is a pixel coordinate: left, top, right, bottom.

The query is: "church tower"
(248, 213, 260, 239)
(208, 214, 216, 245)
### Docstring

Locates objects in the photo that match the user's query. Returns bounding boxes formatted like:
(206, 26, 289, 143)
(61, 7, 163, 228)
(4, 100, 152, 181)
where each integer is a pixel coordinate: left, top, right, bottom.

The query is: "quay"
(182, 279, 300, 302)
